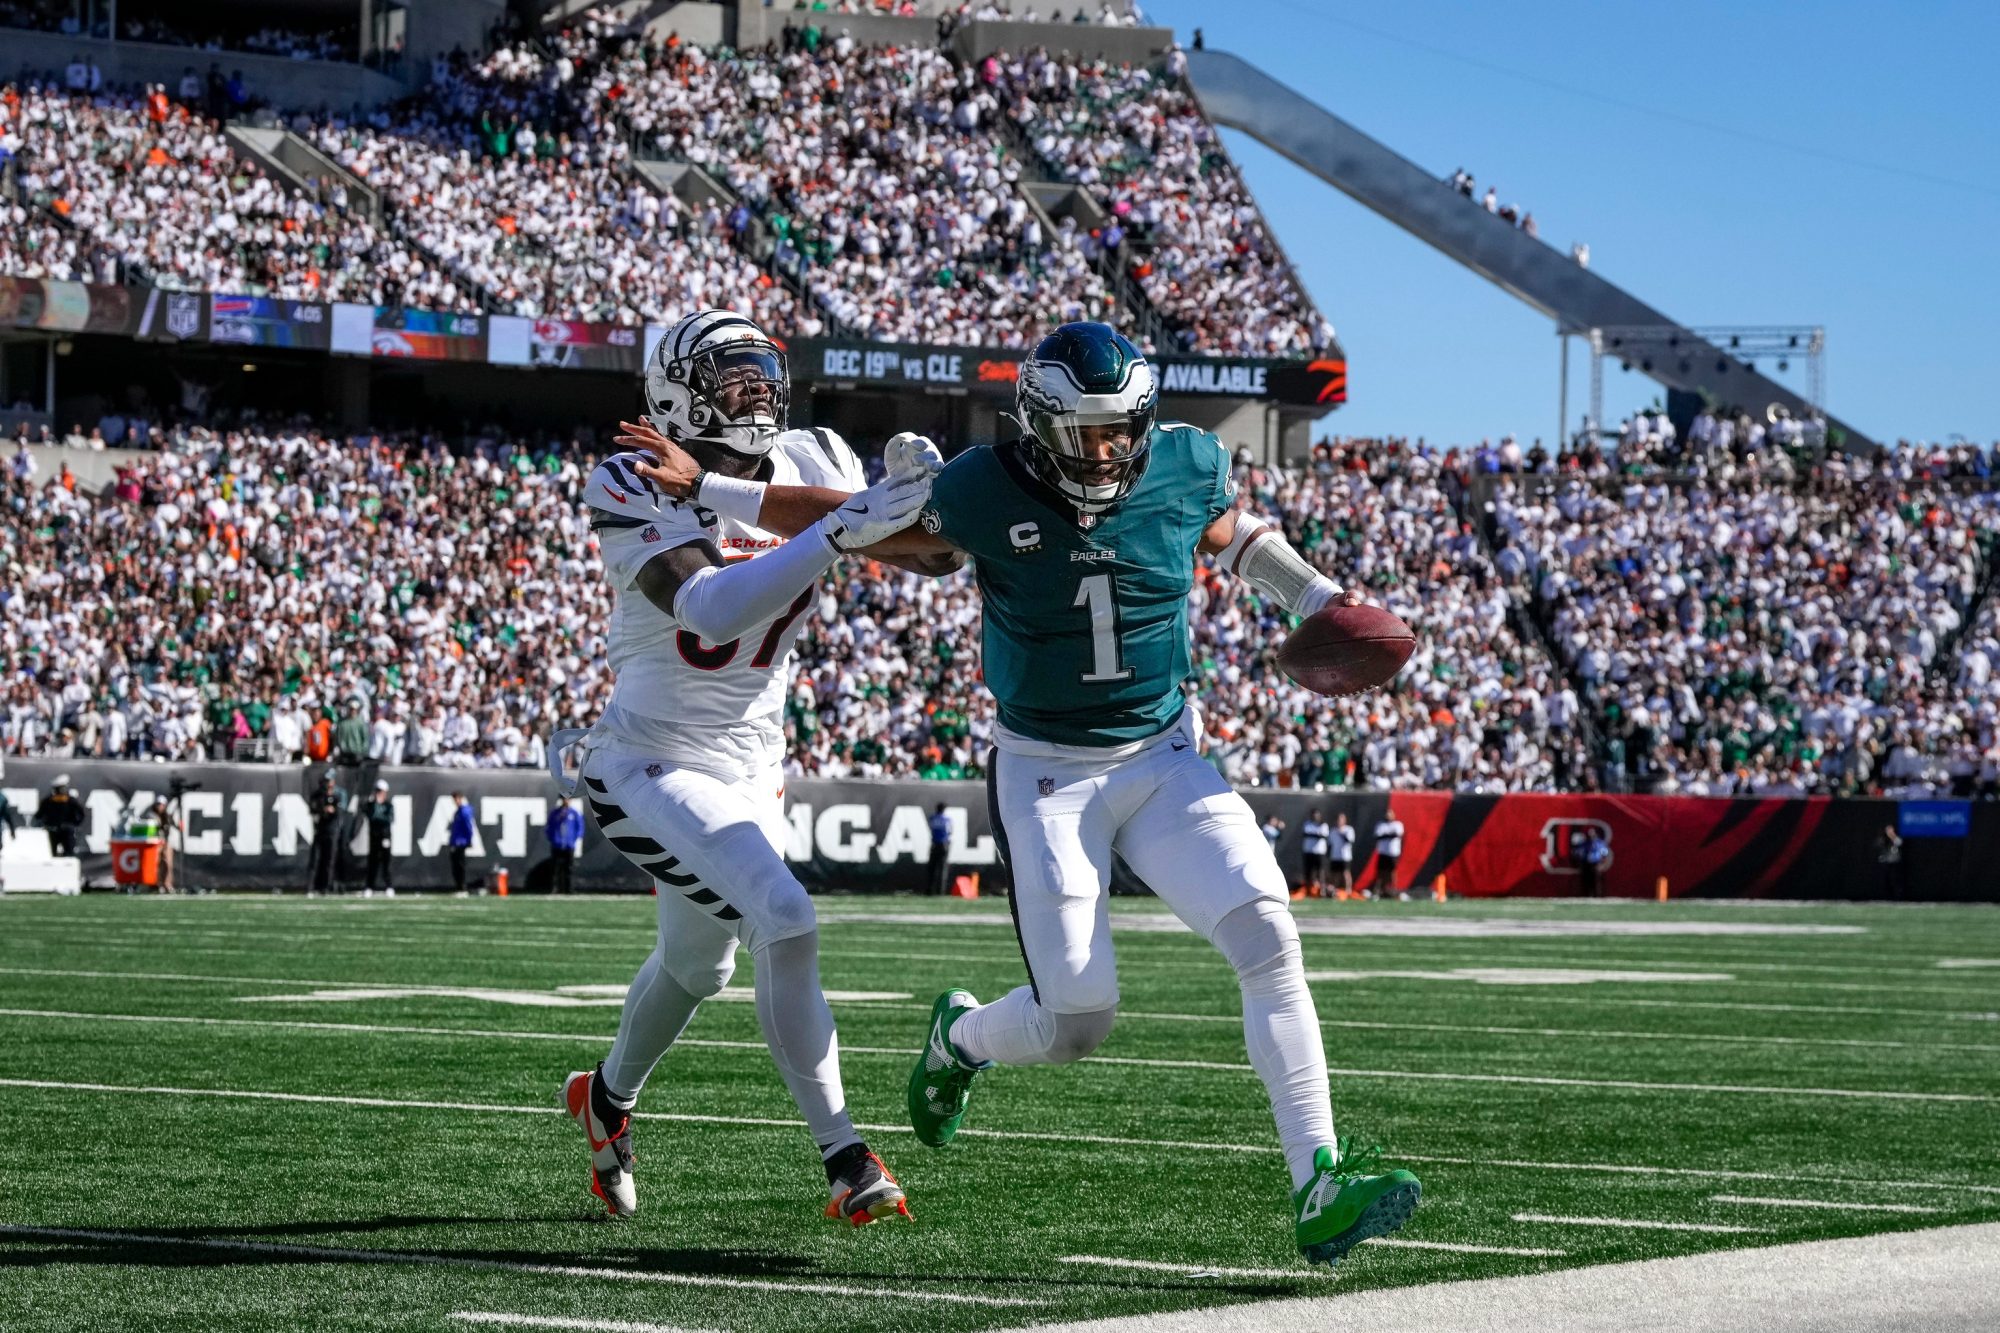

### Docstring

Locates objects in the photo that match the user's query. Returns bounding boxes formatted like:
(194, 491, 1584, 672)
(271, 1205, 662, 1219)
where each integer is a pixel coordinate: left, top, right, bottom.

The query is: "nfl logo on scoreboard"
(166, 293, 201, 340)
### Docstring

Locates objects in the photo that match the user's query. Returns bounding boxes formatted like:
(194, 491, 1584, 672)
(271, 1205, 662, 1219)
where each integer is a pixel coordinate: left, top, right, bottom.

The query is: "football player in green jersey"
(613, 322, 1420, 1267)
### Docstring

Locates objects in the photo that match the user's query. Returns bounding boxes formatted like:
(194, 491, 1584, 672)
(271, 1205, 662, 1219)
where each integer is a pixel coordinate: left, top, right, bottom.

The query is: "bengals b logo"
(1541, 818, 1612, 872)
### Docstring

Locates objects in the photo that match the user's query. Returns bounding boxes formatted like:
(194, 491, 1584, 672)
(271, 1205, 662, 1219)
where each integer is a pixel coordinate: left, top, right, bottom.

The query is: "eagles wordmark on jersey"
(919, 422, 1237, 747)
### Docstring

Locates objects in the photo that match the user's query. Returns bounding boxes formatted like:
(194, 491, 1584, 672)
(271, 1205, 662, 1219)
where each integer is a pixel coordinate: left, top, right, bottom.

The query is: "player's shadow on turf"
(0, 1224, 825, 1280)
(103, 1214, 578, 1239)
(0, 1231, 1295, 1297)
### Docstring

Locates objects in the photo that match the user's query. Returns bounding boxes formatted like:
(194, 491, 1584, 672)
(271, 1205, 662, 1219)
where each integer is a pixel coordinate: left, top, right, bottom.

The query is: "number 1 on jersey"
(1074, 573, 1134, 683)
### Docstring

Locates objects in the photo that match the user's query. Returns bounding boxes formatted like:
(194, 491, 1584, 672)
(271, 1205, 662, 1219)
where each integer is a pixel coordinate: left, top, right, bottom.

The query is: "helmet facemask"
(646, 332, 789, 460)
(1018, 352, 1158, 521)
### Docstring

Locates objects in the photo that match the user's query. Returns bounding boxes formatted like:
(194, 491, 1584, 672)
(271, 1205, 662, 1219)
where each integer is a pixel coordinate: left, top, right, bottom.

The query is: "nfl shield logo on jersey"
(1037, 777, 1055, 796)
(641, 525, 661, 543)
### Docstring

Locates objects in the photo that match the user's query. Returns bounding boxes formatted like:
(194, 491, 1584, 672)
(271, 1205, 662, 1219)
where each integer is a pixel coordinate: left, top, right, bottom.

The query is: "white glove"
(816, 467, 933, 552)
(883, 431, 945, 478)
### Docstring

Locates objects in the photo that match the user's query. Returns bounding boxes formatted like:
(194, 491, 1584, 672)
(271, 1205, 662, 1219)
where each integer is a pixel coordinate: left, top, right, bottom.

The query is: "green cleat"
(907, 988, 987, 1148)
(1294, 1140, 1422, 1268)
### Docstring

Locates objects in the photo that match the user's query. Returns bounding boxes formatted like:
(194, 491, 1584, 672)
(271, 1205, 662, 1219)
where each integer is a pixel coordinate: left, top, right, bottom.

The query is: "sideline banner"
(788, 337, 1347, 408)
(2, 760, 1988, 901)
(0, 760, 997, 895)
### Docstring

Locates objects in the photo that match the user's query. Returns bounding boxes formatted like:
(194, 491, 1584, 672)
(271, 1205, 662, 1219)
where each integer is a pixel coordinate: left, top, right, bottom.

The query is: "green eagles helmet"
(1017, 322, 1158, 521)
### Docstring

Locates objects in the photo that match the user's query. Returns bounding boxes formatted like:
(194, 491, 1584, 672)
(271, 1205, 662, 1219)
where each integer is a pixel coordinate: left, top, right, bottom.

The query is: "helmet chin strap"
(711, 421, 778, 458)
(648, 413, 777, 459)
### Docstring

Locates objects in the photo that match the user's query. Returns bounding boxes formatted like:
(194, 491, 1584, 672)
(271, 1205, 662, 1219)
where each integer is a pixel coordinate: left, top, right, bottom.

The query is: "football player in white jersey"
(555, 308, 950, 1226)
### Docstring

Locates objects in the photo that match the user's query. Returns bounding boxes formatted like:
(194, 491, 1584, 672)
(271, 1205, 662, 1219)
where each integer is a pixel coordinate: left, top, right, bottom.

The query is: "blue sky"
(1138, 0, 2000, 447)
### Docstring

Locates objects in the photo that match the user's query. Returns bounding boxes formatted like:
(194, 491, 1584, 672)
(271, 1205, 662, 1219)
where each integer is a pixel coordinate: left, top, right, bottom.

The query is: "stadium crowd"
(1488, 448, 2000, 796)
(0, 420, 613, 768)
(991, 46, 1332, 355)
(580, 28, 1121, 343)
(3, 19, 1325, 357)
(306, 30, 814, 330)
(7, 406, 1990, 795)
(0, 79, 436, 305)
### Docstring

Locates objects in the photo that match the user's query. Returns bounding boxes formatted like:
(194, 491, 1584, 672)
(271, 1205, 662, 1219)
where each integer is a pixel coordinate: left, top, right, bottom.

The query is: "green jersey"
(922, 424, 1237, 747)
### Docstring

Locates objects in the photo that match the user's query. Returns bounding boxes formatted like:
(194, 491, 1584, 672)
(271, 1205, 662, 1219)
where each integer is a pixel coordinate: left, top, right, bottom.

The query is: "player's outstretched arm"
(615, 420, 964, 576)
(1200, 509, 1363, 613)
(619, 472, 933, 643)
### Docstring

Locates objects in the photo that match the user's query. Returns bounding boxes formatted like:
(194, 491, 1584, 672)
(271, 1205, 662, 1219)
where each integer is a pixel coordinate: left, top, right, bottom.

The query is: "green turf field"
(1, 892, 1996, 1332)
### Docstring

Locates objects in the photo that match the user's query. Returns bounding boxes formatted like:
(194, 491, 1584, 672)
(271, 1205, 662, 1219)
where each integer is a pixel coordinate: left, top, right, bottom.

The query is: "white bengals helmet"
(645, 309, 789, 459)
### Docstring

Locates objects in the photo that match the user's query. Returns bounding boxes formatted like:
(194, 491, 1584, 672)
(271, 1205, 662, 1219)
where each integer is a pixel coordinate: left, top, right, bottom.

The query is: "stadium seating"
(5, 420, 1993, 795)
(2, 21, 1323, 353)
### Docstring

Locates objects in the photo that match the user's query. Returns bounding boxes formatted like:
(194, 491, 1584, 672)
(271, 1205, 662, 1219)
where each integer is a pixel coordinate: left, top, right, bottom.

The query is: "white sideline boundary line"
(1512, 1213, 1761, 1233)
(1007, 1223, 2000, 1333)
(0, 1225, 1039, 1307)
(1710, 1195, 1942, 1214)
(453, 1314, 715, 1333)
(4, 1077, 1998, 1197)
(0, 1006, 1980, 1103)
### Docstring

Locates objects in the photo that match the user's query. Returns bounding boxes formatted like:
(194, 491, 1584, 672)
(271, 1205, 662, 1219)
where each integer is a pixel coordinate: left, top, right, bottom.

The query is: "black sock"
(822, 1140, 871, 1184)
(591, 1063, 631, 1131)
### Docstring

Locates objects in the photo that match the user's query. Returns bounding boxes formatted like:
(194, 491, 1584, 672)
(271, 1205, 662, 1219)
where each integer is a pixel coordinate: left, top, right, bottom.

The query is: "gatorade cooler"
(111, 837, 162, 888)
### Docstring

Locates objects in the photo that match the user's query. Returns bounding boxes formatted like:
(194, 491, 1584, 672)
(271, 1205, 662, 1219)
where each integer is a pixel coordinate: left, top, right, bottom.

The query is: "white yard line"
(1061, 1236, 1568, 1276)
(817, 911, 1871, 940)
(0, 921, 1015, 967)
(1007, 1223, 2000, 1333)
(1365, 1237, 1569, 1256)
(1057, 1256, 1321, 1281)
(452, 1314, 715, 1333)
(1318, 1066, 1994, 1105)
(1396, 1151, 2000, 1197)
(0, 1006, 1980, 1103)
(3, 960, 2000, 1032)
(4, 1077, 1998, 1198)
(1709, 1195, 1942, 1214)
(1511, 1213, 1761, 1234)
(0, 1225, 1040, 1306)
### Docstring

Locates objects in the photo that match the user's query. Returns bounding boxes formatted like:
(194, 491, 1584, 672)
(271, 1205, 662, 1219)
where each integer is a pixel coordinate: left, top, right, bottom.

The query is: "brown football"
(1277, 603, 1416, 697)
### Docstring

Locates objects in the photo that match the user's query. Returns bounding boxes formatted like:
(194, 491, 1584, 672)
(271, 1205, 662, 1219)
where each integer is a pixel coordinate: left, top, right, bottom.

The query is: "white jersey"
(587, 428, 864, 776)
(1300, 819, 1330, 857)
(1330, 824, 1356, 863)
(1374, 819, 1405, 859)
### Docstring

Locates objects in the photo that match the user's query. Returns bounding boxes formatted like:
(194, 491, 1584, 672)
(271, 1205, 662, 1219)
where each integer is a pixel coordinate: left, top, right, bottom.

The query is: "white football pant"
(582, 748, 860, 1160)
(949, 709, 1337, 1190)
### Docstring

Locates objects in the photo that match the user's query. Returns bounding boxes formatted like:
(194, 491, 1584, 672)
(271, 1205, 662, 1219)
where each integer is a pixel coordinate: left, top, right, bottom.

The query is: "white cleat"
(562, 1066, 636, 1216)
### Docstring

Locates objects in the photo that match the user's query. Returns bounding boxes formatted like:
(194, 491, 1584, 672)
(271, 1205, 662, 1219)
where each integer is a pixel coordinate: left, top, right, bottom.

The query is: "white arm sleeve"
(693, 471, 767, 526)
(1216, 512, 1343, 617)
(672, 533, 838, 644)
